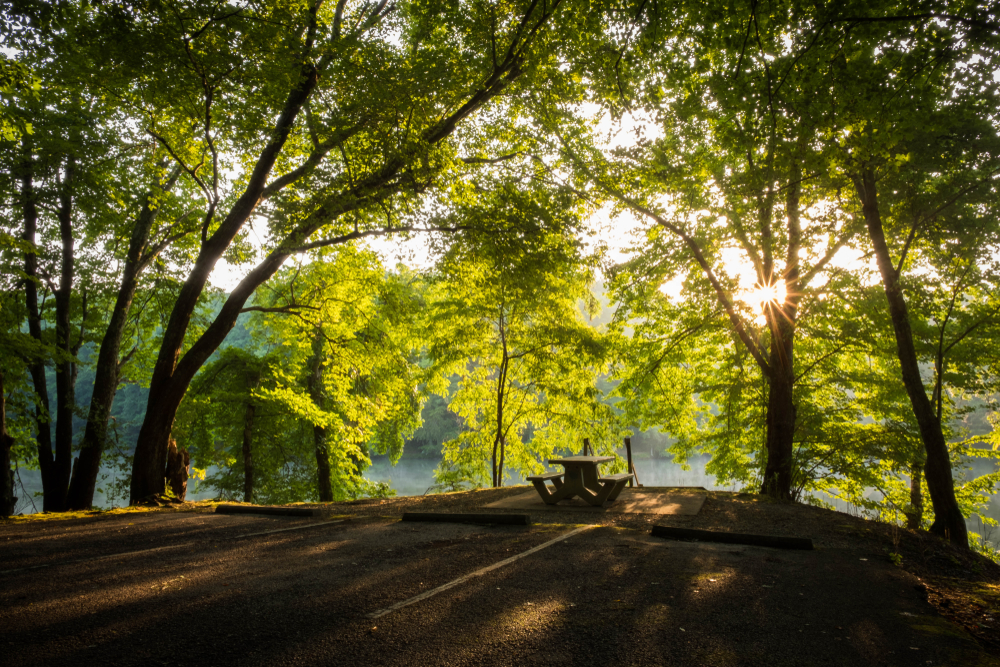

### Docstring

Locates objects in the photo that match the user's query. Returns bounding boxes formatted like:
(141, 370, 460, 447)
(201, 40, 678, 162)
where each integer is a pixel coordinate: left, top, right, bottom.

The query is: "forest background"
(1, 0, 999, 556)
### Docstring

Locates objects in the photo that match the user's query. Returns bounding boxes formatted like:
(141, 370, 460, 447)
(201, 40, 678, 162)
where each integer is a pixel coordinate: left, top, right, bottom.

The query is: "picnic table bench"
(527, 456, 633, 507)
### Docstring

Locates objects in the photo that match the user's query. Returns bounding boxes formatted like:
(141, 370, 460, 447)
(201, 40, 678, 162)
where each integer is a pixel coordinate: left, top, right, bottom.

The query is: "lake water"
(11, 455, 997, 548)
(364, 454, 735, 497)
(12, 454, 727, 513)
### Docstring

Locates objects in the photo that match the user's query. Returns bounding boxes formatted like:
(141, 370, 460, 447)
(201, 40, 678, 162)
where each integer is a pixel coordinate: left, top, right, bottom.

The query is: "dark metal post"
(625, 437, 634, 487)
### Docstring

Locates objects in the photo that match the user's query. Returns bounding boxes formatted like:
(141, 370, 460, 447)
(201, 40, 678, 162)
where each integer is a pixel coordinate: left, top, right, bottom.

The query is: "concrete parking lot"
(1, 509, 991, 666)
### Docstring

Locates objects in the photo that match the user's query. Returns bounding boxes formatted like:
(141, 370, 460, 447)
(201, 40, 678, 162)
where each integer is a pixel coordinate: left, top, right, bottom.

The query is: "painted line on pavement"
(234, 519, 343, 538)
(367, 524, 596, 619)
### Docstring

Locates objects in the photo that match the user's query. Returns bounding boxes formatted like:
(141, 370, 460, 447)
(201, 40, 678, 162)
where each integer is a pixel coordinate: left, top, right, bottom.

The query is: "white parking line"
(234, 519, 343, 538)
(367, 524, 596, 619)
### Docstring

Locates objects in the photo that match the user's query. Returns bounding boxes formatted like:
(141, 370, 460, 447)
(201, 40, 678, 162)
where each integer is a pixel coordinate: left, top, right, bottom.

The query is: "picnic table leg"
(575, 479, 623, 507)
(581, 465, 602, 492)
(606, 478, 629, 502)
(530, 479, 559, 504)
(534, 469, 582, 505)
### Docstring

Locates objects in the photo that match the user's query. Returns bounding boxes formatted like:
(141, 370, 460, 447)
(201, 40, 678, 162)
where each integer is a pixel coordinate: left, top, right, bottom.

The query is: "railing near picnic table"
(581, 437, 642, 487)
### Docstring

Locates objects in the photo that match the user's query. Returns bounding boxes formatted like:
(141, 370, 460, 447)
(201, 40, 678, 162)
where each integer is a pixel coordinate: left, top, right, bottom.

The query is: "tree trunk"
(759, 173, 801, 501)
(128, 36, 522, 503)
(242, 401, 255, 503)
(491, 355, 508, 488)
(307, 331, 333, 502)
(760, 324, 796, 500)
(66, 172, 178, 510)
(498, 434, 506, 487)
(129, 65, 320, 504)
(906, 462, 923, 530)
(854, 168, 968, 549)
(164, 438, 190, 501)
(313, 425, 332, 502)
(0, 371, 17, 517)
(50, 156, 78, 512)
(18, 138, 56, 512)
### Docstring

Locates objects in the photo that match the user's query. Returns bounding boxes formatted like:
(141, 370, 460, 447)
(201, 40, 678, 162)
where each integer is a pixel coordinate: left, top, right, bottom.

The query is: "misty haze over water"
(13, 455, 726, 514)
(13, 454, 999, 548)
(365, 455, 728, 497)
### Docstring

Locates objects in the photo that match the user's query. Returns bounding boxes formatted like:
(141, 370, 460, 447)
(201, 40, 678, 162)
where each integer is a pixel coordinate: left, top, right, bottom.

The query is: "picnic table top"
(548, 456, 614, 465)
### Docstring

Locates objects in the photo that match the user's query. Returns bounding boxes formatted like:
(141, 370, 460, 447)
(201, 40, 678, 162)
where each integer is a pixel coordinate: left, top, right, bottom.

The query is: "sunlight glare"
(751, 281, 787, 310)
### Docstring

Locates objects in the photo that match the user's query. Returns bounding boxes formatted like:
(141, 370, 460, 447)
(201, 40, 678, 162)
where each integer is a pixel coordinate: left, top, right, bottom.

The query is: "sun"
(750, 281, 787, 311)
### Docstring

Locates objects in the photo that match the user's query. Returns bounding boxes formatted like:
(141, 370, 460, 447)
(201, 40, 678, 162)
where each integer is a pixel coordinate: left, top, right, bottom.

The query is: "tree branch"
(239, 304, 320, 314)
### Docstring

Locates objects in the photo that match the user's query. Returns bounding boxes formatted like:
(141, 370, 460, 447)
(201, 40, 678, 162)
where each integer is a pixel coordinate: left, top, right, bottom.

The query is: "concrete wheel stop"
(402, 512, 531, 526)
(651, 525, 813, 550)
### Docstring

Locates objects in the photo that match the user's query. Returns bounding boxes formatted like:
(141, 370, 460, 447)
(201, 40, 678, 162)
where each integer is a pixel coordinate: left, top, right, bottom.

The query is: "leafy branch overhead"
(1, 0, 999, 559)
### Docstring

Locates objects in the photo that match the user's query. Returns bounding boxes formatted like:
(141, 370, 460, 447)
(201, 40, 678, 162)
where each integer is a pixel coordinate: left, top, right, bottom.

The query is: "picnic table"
(526, 455, 633, 507)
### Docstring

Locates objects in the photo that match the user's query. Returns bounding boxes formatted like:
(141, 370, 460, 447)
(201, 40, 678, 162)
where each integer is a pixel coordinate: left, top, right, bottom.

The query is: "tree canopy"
(2, 0, 999, 554)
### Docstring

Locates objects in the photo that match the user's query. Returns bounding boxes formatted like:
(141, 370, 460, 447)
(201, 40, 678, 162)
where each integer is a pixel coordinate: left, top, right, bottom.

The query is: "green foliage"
(2, 0, 999, 530)
(0, 55, 36, 140)
(255, 247, 426, 482)
(569, 0, 1000, 530)
(175, 246, 425, 502)
(406, 394, 463, 458)
(175, 347, 315, 504)
(426, 178, 627, 487)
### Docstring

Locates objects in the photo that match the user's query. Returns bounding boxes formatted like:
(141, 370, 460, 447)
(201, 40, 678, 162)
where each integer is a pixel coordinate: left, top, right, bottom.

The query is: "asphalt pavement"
(0, 510, 991, 666)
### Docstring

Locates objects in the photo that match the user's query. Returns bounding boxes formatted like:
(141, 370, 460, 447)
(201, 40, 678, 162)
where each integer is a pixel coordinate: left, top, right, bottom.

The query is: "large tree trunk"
(759, 174, 801, 501)
(129, 65, 320, 504)
(66, 172, 179, 510)
(854, 168, 968, 549)
(307, 331, 333, 502)
(313, 424, 332, 502)
(49, 156, 78, 512)
(760, 320, 796, 499)
(164, 438, 189, 501)
(18, 138, 56, 511)
(0, 371, 17, 517)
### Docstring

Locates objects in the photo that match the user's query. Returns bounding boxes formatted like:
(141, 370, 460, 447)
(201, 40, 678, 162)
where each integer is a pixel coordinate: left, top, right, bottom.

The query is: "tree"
(0, 9, 200, 510)
(558, 0, 861, 500)
(822, 5, 1000, 547)
(426, 183, 622, 487)
(0, 286, 39, 516)
(65, 163, 193, 510)
(250, 247, 425, 501)
(12, 107, 93, 512)
(74, 0, 594, 503)
(556, 0, 1000, 542)
(175, 347, 315, 503)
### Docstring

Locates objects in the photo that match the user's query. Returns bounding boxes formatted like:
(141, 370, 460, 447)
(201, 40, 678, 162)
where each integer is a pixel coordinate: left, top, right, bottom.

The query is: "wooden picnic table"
(526, 455, 633, 507)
